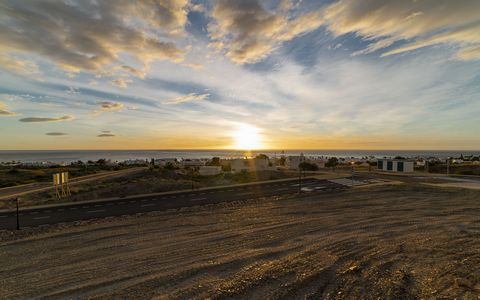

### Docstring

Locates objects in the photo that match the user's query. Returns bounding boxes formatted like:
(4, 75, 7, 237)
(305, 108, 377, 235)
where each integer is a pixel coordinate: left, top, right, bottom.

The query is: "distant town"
(2, 153, 479, 179)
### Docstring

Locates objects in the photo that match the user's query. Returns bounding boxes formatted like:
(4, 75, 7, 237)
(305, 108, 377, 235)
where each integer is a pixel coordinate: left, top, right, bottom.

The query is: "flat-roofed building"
(230, 158, 272, 173)
(377, 159, 414, 172)
(199, 166, 222, 176)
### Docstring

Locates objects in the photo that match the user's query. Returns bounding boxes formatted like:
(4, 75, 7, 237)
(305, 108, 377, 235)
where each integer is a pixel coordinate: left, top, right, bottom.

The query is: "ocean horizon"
(0, 149, 479, 163)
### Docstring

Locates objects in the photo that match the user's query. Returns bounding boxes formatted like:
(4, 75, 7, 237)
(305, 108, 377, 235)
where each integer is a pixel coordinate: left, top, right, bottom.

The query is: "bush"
(299, 162, 319, 171)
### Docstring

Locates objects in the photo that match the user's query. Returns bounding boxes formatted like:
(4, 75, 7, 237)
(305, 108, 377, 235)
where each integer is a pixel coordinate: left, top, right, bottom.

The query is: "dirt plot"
(1, 184, 479, 299)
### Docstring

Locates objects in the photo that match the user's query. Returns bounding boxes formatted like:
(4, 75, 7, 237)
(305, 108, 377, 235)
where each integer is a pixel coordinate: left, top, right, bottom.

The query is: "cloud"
(323, 0, 480, 60)
(208, 0, 323, 64)
(188, 3, 204, 13)
(0, 102, 16, 116)
(0, 0, 188, 77)
(46, 132, 68, 136)
(96, 101, 124, 114)
(0, 54, 41, 78)
(19, 115, 74, 123)
(97, 133, 115, 137)
(111, 78, 133, 89)
(164, 92, 210, 105)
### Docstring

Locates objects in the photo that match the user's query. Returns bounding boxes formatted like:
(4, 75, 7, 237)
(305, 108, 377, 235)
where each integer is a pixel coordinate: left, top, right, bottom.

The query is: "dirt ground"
(1, 183, 479, 299)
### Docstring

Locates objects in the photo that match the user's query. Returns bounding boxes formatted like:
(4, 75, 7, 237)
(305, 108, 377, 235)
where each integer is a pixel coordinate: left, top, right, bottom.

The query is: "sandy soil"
(1, 184, 479, 299)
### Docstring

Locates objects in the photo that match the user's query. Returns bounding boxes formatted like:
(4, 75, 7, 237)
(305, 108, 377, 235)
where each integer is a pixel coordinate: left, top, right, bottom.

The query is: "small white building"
(199, 166, 222, 176)
(155, 158, 178, 167)
(181, 159, 205, 168)
(286, 155, 325, 170)
(230, 158, 272, 173)
(377, 159, 414, 173)
(285, 155, 305, 170)
(123, 159, 147, 166)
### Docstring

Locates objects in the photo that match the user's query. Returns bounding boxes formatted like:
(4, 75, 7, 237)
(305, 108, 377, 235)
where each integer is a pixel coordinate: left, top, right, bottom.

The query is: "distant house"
(181, 159, 205, 168)
(285, 155, 305, 170)
(230, 158, 272, 173)
(377, 159, 414, 173)
(286, 155, 325, 170)
(123, 159, 146, 166)
(155, 158, 178, 167)
(199, 166, 222, 176)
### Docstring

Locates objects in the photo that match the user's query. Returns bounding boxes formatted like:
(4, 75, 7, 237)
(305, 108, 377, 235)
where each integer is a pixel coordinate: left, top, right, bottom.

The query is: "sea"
(0, 150, 479, 163)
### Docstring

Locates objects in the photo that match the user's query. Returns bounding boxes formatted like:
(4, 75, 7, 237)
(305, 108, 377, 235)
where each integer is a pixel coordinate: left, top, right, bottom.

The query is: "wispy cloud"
(0, 54, 41, 79)
(97, 133, 115, 137)
(111, 78, 133, 89)
(94, 101, 124, 115)
(164, 92, 210, 105)
(46, 132, 68, 136)
(19, 115, 74, 123)
(324, 0, 480, 60)
(0, 102, 17, 116)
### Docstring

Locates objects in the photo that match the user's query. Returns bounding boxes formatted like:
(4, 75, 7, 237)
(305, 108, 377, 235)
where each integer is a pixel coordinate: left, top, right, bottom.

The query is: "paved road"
(0, 178, 346, 230)
(0, 167, 146, 200)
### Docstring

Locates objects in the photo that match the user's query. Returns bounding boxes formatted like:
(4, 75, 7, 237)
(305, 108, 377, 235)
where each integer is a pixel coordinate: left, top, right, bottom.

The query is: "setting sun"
(232, 123, 264, 150)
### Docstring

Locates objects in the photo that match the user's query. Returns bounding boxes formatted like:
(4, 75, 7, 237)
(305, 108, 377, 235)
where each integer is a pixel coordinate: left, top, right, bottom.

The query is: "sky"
(0, 0, 479, 150)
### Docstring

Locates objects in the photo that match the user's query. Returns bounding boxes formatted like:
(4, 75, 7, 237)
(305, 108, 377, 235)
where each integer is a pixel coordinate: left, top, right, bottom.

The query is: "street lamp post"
(298, 166, 302, 194)
(446, 158, 450, 176)
(351, 162, 355, 187)
(191, 167, 195, 190)
(15, 197, 20, 230)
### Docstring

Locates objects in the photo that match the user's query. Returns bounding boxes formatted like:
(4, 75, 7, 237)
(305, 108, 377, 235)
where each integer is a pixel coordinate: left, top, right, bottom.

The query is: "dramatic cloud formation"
(164, 92, 210, 104)
(1, 0, 479, 150)
(0, 102, 16, 116)
(208, 0, 323, 64)
(323, 0, 480, 59)
(0, 0, 187, 77)
(46, 132, 68, 136)
(19, 115, 74, 123)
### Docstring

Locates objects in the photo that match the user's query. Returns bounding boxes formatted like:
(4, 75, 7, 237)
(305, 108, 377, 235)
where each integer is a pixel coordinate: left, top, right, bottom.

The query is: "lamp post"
(191, 167, 195, 190)
(446, 158, 450, 176)
(298, 166, 302, 194)
(15, 197, 20, 230)
(351, 162, 355, 187)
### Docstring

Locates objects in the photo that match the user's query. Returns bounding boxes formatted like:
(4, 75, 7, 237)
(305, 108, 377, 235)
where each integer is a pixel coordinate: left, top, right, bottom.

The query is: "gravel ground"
(0, 183, 479, 299)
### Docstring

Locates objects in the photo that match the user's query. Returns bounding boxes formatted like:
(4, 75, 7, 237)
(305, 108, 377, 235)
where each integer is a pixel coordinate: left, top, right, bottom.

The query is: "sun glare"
(232, 124, 264, 150)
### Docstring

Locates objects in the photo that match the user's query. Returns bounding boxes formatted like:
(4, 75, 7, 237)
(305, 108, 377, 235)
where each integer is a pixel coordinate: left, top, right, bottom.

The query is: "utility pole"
(15, 197, 20, 230)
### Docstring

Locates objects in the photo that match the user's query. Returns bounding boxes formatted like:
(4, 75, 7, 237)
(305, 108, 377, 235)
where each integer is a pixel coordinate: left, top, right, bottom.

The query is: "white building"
(286, 155, 326, 170)
(123, 159, 147, 166)
(199, 166, 222, 176)
(377, 159, 414, 172)
(155, 158, 178, 167)
(181, 159, 205, 168)
(308, 157, 326, 169)
(230, 158, 272, 173)
(285, 155, 305, 170)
